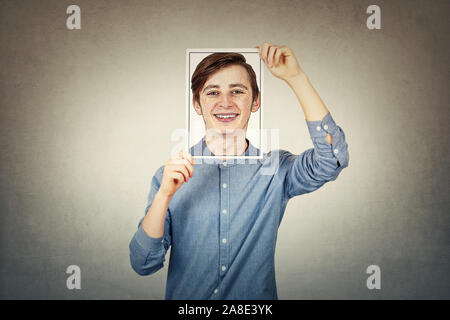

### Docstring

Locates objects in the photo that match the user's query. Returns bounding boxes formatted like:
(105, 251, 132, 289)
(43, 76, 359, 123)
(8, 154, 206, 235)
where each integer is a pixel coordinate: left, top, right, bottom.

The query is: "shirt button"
(222, 238, 227, 244)
(334, 148, 339, 154)
(214, 288, 218, 294)
(222, 209, 227, 214)
(324, 124, 328, 130)
(316, 126, 321, 131)
(221, 265, 227, 271)
(222, 183, 227, 189)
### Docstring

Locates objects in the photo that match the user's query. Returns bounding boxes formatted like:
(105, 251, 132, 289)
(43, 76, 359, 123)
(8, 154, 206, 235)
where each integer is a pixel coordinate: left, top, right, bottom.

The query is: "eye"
(232, 90, 244, 94)
(207, 91, 219, 96)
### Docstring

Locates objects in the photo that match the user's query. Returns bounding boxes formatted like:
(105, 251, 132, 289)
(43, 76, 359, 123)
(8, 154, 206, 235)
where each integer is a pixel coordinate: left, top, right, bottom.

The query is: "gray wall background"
(0, 0, 449, 299)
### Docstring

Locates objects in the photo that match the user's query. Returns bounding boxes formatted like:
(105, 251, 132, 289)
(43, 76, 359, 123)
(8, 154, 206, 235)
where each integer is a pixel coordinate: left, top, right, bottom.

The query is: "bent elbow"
(129, 247, 165, 276)
(338, 148, 350, 169)
(130, 258, 164, 276)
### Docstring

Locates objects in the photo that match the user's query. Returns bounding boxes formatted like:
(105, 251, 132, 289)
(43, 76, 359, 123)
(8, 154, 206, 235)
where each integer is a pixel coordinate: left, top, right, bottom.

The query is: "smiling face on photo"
(193, 64, 260, 135)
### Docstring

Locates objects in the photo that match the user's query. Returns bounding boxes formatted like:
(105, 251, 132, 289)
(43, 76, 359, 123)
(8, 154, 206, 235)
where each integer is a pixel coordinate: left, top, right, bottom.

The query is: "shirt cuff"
(135, 224, 164, 254)
(305, 111, 349, 168)
(305, 111, 337, 138)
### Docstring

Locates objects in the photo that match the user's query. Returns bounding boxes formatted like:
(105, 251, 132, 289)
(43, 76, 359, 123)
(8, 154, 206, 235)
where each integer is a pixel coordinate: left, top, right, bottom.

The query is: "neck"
(205, 131, 248, 159)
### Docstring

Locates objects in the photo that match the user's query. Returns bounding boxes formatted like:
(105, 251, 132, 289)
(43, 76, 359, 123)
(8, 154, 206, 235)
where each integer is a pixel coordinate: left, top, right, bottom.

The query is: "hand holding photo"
(255, 43, 304, 82)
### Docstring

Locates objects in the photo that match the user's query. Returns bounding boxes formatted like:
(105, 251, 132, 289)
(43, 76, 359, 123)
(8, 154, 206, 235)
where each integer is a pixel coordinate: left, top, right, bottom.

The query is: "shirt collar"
(190, 135, 261, 166)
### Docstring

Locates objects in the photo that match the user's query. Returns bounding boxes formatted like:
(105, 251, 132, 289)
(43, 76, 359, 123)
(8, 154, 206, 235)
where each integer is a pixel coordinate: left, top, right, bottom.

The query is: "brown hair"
(191, 52, 259, 105)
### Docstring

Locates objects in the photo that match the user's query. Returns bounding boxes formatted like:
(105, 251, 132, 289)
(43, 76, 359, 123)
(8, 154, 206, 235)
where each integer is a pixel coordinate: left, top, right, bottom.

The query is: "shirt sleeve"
(129, 166, 172, 276)
(283, 111, 349, 199)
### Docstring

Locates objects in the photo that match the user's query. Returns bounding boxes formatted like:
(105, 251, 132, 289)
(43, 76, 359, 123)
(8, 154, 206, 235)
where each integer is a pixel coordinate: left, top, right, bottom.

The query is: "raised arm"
(256, 42, 349, 198)
(256, 43, 332, 141)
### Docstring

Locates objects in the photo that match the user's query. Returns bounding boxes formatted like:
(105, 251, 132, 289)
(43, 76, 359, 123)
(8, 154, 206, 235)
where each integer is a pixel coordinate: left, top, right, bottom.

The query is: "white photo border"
(185, 48, 264, 159)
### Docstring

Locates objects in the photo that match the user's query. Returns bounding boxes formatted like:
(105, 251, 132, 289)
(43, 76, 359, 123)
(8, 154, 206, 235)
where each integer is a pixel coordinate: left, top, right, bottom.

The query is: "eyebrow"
(202, 83, 249, 93)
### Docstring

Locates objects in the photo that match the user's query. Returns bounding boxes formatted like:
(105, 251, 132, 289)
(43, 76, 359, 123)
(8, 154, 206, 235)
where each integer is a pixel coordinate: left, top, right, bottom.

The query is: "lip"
(213, 113, 240, 123)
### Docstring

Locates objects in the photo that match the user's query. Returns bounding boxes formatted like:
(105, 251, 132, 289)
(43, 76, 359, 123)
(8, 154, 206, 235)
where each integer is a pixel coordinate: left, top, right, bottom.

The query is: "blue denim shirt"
(129, 111, 349, 299)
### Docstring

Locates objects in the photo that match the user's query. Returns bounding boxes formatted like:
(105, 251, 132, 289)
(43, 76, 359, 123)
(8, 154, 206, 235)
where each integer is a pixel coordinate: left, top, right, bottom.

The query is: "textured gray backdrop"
(0, 0, 449, 299)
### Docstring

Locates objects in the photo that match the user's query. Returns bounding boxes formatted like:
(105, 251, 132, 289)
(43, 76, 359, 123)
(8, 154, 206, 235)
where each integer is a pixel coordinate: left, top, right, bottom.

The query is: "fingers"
(268, 46, 277, 67)
(168, 171, 184, 185)
(278, 45, 291, 57)
(260, 42, 270, 64)
(174, 165, 189, 182)
(172, 158, 194, 178)
(274, 47, 283, 67)
(256, 43, 294, 70)
(168, 163, 190, 182)
(169, 150, 195, 183)
(177, 150, 195, 166)
(257, 42, 282, 67)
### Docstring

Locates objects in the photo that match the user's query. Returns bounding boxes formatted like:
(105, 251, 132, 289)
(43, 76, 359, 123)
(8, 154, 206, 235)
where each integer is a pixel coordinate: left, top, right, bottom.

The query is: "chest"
(167, 165, 284, 243)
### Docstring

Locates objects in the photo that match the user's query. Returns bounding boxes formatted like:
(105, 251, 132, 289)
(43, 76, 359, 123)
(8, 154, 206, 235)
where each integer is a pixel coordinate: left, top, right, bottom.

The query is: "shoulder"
(258, 149, 297, 175)
(263, 149, 296, 163)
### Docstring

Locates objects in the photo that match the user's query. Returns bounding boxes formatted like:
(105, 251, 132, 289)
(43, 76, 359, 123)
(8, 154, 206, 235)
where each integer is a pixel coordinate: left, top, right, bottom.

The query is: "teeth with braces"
(216, 114, 238, 119)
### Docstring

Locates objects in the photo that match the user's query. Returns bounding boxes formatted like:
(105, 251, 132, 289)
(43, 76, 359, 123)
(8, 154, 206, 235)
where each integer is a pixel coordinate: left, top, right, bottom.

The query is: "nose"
(218, 92, 233, 107)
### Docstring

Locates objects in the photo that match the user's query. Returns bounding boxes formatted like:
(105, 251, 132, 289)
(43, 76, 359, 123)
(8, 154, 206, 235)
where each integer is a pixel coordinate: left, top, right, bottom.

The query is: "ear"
(193, 97, 203, 115)
(251, 92, 261, 112)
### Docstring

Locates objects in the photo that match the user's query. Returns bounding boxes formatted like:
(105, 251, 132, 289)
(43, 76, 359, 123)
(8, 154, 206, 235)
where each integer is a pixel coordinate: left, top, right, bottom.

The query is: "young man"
(129, 43, 349, 299)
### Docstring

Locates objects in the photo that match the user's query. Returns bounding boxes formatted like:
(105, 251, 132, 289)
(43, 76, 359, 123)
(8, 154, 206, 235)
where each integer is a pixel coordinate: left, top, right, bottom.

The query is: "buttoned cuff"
(305, 111, 349, 168)
(135, 224, 164, 254)
(306, 111, 337, 138)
